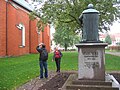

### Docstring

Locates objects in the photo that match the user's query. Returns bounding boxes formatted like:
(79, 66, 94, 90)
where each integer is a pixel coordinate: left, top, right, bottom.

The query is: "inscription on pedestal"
(78, 48, 105, 80)
(76, 43, 107, 80)
(83, 51, 100, 68)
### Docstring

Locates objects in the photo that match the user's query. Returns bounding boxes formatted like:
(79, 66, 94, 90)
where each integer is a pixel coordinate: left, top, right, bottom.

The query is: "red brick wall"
(0, 1, 51, 57)
(29, 20, 39, 53)
(30, 20, 51, 53)
(43, 25, 51, 52)
(7, 2, 30, 56)
(0, 0, 7, 56)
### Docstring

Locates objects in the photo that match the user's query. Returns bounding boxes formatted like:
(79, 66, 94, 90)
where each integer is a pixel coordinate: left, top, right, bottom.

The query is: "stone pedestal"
(76, 43, 108, 81)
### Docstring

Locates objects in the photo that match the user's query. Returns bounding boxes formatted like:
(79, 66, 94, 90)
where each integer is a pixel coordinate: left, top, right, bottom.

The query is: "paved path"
(17, 71, 57, 90)
(16, 71, 77, 90)
(105, 51, 120, 57)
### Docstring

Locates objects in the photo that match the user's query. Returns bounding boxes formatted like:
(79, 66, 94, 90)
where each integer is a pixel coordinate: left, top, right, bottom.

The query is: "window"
(16, 23, 25, 47)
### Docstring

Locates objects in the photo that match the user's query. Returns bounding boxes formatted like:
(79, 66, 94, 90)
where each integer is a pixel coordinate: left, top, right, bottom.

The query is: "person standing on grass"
(52, 47, 63, 73)
(36, 43, 48, 79)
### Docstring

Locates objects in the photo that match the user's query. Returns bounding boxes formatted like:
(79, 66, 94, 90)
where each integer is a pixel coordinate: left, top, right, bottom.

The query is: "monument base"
(76, 43, 108, 81)
(61, 73, 119, 90)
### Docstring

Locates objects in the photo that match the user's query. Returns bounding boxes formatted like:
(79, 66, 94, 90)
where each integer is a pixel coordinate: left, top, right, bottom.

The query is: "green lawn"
(0, 51, 120, 90)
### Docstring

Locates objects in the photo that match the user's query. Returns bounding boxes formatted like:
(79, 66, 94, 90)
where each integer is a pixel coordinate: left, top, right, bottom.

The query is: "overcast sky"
(110, 21, 120, 34)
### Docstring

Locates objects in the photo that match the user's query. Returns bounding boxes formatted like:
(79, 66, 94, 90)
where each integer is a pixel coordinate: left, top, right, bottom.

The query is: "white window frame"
(16, 23, 25, 47)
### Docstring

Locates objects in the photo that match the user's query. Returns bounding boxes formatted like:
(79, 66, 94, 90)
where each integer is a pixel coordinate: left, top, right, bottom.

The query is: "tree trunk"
(64, 43, 67, 51)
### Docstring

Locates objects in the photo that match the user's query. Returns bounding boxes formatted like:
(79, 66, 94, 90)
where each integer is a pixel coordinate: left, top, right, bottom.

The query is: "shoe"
(45, 77, 48, 79)
(58, 70, 60, 73)
(39, 77, 43, 79)
(57, 71, 60, 75)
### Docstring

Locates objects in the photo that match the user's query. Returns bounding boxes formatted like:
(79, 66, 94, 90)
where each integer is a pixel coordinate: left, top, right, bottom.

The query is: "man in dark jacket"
(36, 43, 48, 79)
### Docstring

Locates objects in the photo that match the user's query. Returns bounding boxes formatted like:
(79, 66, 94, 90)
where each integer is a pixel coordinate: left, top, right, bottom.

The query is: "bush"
(109, 46, 120, 51)
(67, 49, 76, 51)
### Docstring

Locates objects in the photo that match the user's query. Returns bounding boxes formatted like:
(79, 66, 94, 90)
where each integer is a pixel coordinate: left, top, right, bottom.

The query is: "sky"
(110, 21, 120, 34)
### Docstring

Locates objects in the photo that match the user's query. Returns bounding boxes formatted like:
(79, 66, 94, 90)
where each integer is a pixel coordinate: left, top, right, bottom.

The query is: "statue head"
(87, 4, 94, 9)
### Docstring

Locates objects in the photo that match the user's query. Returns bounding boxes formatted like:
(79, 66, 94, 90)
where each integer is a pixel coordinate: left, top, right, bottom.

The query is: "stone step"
(66, 85, 119, 90)
(72, 80, 112, 86)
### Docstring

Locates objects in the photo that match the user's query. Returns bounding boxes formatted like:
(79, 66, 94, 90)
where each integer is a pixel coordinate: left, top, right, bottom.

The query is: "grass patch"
(105, 54, 120, 71)
(105, 49, 120, 52)
(0, 54, 39, 90)
(0, 51, 120, 89)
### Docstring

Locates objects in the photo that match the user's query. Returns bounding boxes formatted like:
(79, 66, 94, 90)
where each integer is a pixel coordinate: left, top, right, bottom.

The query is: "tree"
(53, 23, 80, 51)
(30, 0, 120, 33)
(105, 34, 112, 45)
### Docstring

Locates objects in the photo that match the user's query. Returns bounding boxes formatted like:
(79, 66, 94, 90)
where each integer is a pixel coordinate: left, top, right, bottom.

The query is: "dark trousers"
(39, 60, 48, 78)
(55, 58, 61, 72)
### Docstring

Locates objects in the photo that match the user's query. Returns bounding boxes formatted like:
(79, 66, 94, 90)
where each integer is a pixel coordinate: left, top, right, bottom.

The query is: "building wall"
(0, 0, 51, 57)
(7, 2, 30, 56)
(43, 25, 51, 52)
(29, 19, 39, 53)
(0, 0, 7, 56)
(30, 20, 51, 53)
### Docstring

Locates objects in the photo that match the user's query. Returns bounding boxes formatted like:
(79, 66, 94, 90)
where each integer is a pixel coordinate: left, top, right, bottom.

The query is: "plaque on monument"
(76, 43, 107, 80)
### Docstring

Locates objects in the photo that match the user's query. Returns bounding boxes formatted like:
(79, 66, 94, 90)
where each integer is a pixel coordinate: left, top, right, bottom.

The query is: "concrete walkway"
(16, 71, 77, 90)
(105, 51, 120, 57)
(17, 71, 57, 90)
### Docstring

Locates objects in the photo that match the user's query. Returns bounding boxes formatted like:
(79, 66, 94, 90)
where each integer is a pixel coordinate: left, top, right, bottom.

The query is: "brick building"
(0, 0, 51, 57)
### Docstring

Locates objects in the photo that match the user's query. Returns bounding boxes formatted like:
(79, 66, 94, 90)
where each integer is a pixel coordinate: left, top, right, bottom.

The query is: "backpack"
(55, 51, 61, 59)
(42, 49, 48, 61)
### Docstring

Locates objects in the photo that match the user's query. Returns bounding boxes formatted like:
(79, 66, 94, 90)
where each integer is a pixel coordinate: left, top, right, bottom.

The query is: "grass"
(0, 54, 39, 90)
(106, 54, 120, 70)
(105, 49, 120, 52)
(0, 51, 120, 90)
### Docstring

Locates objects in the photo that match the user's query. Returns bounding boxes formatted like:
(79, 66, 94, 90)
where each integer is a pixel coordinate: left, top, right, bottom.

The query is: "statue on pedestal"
(79, 4, 101, 43)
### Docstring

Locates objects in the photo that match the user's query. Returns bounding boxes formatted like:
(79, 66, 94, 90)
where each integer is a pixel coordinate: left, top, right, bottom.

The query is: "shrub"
(109, 46, 120, 51)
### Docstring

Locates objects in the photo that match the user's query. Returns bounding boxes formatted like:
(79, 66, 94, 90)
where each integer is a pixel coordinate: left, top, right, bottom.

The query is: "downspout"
(5, 0, 8, 56)
(29, 20, 31, 53)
